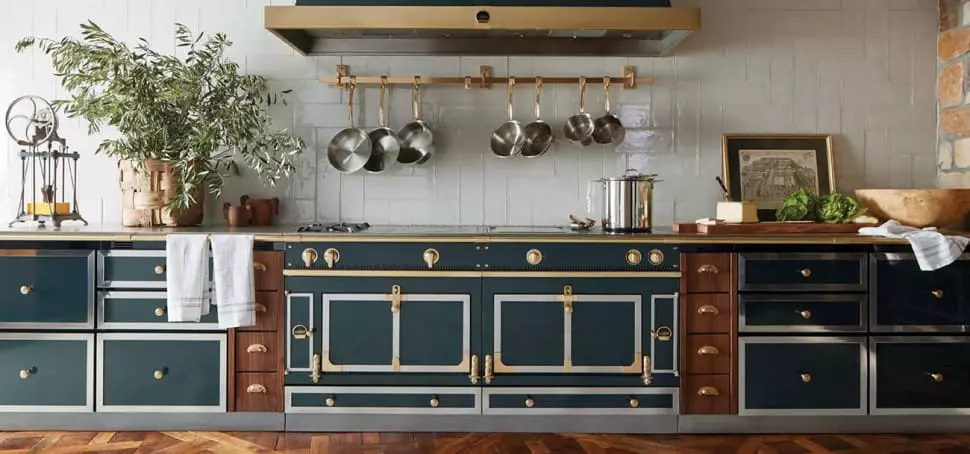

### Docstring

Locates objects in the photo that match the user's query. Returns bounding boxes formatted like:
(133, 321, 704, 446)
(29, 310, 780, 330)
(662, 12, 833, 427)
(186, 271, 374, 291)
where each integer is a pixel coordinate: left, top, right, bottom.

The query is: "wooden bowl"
(854, 189, 970, 228)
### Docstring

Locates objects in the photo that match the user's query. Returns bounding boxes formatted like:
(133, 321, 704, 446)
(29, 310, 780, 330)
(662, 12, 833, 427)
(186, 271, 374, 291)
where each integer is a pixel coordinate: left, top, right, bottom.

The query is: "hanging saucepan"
(592, 76, 625, 145)
(490, 77, 526, 158)
(327, 79, 371, 173)
(522, 77, 553, 158)
(563, 76, 594, 146)
(397, 77, 435, 165)
(364, 77, 401, 174)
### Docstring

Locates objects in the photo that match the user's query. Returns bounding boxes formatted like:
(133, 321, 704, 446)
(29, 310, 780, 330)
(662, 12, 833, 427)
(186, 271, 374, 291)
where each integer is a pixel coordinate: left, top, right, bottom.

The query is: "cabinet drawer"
(0, 333, 93, 412)
(238, 291, 281, 332)
(98, 291, 218, 330)
(684, 334, 732, 375)
(682, 375, 733, 415)
(235, 332, 281, 372)
(0, 250, 93, 328)
(285, 242, 479, 271)
(684, 254, 732, 293)
(739, 253, 866, 292)
(871, 337, 970, 414)
(235, 373, 282, 412)
(740, 337, 865, 415)
(98, 333, 226, 412)
(685, 294, 733, 334)
(740, 294, 865, 333)
(99, 250, 170, 288)
(253, 251, 281, 291)
(286, 386, 481, 414)
(485, 243, 679, 271)
(483, 388, 678, 415)
(871, 254, 970, 331)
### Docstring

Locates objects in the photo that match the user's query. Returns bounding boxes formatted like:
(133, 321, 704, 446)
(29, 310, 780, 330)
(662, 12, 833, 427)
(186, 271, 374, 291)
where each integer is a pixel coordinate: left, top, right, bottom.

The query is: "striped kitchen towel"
(858, 220, 969, 271)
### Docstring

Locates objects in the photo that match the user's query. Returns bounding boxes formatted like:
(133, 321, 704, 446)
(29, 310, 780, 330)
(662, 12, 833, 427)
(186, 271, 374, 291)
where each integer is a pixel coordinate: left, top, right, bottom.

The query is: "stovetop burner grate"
(297, 222, 371, 233)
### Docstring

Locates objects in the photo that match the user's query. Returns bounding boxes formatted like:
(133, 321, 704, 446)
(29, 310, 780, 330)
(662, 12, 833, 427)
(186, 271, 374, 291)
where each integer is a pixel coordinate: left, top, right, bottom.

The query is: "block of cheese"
(716, 201, 759, 224)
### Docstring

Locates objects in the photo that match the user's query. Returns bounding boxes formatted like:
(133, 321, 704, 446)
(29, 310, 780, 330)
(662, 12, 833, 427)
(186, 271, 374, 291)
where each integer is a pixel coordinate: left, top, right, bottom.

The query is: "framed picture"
(722, 134, 835, 221)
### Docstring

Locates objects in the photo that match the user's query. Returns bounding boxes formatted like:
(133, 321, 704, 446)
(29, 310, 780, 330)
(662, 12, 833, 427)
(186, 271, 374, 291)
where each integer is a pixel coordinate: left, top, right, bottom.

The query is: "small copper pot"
(223, 203, 253, 227)
(241, 195, 279, 226)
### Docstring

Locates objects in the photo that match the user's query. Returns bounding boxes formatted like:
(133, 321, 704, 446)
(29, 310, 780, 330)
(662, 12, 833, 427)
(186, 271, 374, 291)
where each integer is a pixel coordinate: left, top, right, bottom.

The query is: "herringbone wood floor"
(1, 431, 969, 453)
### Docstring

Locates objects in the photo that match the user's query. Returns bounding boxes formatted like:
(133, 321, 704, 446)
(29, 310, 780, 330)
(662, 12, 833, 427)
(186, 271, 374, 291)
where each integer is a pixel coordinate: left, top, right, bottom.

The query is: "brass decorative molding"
(284, 270, 482, 278)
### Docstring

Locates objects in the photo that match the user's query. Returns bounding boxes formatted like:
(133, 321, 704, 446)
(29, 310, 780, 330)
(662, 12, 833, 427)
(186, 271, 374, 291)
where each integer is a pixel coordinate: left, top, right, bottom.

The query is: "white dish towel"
(858, 220, 969, 271)
(210, 234, 257, 329)
(166, 234, 211, 322)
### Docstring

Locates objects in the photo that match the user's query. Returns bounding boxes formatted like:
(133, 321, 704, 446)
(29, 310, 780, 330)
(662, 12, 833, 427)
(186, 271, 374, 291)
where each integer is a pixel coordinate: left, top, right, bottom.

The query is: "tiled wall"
(0, 0, 938, 227)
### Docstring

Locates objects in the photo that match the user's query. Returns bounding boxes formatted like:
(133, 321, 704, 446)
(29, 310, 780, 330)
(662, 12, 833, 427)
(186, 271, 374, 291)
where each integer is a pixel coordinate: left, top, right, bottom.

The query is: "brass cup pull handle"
(291, 324, 312, 339)
(430, 396, 440, 408)
(19, 285, 31, 295)
(629, 398, 639, 408)
(302, 248, 319, 267)
(929, 372, 944, 382)
(255, 303, 268, 313)
(526, 249, 543, 266)
(154, 307, 165, 317)
(323, 248, 340, 268)
(800, 268, 812, 278)
(423, 248, 440, 269)
(154, 265, 165, 275)
(697, 305, 719, 315)
(652, 326, 673, 342)
(797, 310, 812, 319)
(524, 397, 535, 408)
(932, 289, 944, 299)
(246, 384, 267, 394)
(325, 396, 335, 407)
(697, 386, 720, 396)
(626, 249, 642, 266)
(697, 346, 720, 356)
(469, 354, 480, 384)
(697, 264, 719, 274)
(19, 368, 31, 379)
(247, 344, 268, 353)
(484, 354, 494, 385)
(253, 262, 267, 272)
(154, 369, 165, 380)
(801, 373, 812, 383)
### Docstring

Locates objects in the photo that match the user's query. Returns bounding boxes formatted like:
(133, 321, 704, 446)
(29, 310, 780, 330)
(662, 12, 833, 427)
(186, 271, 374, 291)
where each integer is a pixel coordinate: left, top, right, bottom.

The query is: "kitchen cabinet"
(870, 254, 970, 331)
(0, 333, 93, 412)
(0, 250, 94, 329)
(870, 337, 970, 414)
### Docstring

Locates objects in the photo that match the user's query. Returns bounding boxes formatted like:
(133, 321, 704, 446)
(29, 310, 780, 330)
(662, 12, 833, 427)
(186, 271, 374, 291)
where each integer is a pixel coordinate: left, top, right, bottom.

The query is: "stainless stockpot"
(596, 169, 659, 233)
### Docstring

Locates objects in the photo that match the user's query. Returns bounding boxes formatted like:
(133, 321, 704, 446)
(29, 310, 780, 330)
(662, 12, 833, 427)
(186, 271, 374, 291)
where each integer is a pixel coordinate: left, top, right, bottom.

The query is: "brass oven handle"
(255, 303, 268, 313)
(524, 397, 535, 408)
(469, 354, 480, 384)
(629, 398, 639, 408)
(423, 248, 440, 269)
(484, 354, 494, 385)
(154, 307, 165, 317)
(323, 248, 340, 268)
(430, 396, 440, 408)
(932, 289, 944, 299)
(389, 285, 403, 313)
(626, 249, 642, 266)
(246, 384, 267, 394)
(797, 310, 812, 319)
(19, 368, 31, 379)
(697, 346, 720, 356)
(19, 285, 32, 295)
(697, 305, 719, 315)
(562, 285, 574, 314)
(642, 355, 653, 385)
(154, 369, 165, 380)
(291, 324, 313, 339)
(311, 354, 321, 383)
(801, 373, 812, 383)
(697, 386, 720, 396)
(526, 249, 543, 266)
(253, 262, 267, 272)
(154, 265, 165, 275)
(302, 248, 319, 267)
(800, 268, 812, 278)
(928, 372, 944, 383)
(247, 344, 268, 353)
(697, 264, 719, 274)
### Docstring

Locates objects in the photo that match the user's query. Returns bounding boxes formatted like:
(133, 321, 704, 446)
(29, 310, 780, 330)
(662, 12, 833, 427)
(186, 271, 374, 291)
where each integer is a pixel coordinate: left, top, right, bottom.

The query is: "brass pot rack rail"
(320, 65, 651, 90)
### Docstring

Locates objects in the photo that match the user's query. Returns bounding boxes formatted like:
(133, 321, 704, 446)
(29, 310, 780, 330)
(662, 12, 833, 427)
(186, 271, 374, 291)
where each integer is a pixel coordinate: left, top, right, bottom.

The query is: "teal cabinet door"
(0, 333, 93, 412)
(286, 276, 480, 386)
(98, 333, 226, 412)
(98, 291, 219, 330)
(0, 250, 94, 328)
(483, 276, 679, 387)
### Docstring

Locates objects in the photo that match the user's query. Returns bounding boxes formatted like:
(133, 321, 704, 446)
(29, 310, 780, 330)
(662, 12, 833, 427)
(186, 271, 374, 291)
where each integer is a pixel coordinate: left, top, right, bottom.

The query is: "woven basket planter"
(118, 159, 205, 227)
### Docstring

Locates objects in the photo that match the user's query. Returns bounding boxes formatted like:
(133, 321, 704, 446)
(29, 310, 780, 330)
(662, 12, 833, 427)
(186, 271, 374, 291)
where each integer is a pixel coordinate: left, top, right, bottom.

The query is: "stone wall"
(940, 0, 970, 187)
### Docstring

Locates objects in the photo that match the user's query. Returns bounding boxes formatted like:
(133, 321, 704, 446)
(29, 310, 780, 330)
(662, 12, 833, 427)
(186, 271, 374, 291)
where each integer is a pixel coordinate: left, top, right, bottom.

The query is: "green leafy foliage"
(16, 22, 305, 210)
(818, 192, 866, 224)
(775, 189, 866, 224)
(775, 189, 819, 222)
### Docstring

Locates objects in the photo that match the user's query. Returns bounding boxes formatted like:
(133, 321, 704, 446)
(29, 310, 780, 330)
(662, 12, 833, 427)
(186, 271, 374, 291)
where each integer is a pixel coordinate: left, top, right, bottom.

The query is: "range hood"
(265, 1, 701, 57)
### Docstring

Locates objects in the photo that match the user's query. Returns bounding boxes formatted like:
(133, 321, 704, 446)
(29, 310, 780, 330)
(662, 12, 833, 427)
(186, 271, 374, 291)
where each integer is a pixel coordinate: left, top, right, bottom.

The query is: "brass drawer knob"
(697, 346, 720, 356)
(697, 305, 719, 315)
(154, 369, 165, 380)
(801, 373, 812, 383)
(526, 249, 543, 266)
(255, 303, 268, 313)
(154, 265, 165, 275)
(697, 264, 719, 274)
(19, 369, 31, 379)
(524, 397, 535, 408)
(325, 396, 336, 407)
(626, 249, 642, 266)
(430, 396, 440, 408)
(697, 386, 720, 396)
(797, 310, 812, 319)
(323, 248, 340, 268)
(246, 384, 267, 394)
(246, 344, 268, 353)
(253, 262, 268, 272)
(629, 398, 639, 408)
(800, 268, 812, 278)
(423, 248, 440, 269)
(154, 307, 165, 317)
(648, 249, 664, 265)
(302, 248, 319, 267)
(19, 285, 31, 295)
(932, 289, 944, 299)
(929, 372, 944, 383)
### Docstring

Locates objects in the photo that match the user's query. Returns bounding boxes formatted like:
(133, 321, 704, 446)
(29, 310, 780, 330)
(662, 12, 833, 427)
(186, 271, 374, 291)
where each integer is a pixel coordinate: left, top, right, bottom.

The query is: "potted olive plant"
(16, 22, 304, 226)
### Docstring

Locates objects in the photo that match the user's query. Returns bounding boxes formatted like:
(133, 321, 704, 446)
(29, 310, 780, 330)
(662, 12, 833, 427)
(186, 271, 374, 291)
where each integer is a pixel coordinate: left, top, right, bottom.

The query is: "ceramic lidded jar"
(241, 195, 279, 226)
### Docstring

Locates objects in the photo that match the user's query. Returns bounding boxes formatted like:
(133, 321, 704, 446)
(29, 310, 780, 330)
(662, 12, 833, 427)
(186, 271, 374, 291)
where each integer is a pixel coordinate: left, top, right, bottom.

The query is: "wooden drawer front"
(0, 251, 93, 328)
(286, 386, 480, 415)
(682, 375, 733, 415)
(98, 333, 226, 412)
(483, 388, 678, 415)
(740, 337, 865, 415)
(285, 243, 480, 271)
(871, 337, 970, 414)
(685, 294, 733, 334)
(235, 332, 280, 372)
(684, 254, 732, 293)
(98, 291, 217, 330)
(739, 253, 866, 292)
(740, 294, 865, 333)
(684, 334, 732, 375)
(0, 334, 93, 412)
(235, 373, 282, 412)
(253, 251, 282, 291)
(485, 244, 679, 271)
(872, 254, 970, 331)
(238, 291, 281, 332)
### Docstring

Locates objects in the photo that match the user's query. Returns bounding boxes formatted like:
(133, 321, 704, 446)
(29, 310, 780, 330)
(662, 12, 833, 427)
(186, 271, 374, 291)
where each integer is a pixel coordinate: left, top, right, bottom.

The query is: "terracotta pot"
(223, 203, 253, 227)
(118, 159, 205, 227)
(241, 195, 279, 226)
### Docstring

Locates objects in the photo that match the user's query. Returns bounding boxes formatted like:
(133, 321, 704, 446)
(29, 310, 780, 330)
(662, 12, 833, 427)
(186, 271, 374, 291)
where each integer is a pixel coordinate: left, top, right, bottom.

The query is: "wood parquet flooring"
(1, 431, 970, 453)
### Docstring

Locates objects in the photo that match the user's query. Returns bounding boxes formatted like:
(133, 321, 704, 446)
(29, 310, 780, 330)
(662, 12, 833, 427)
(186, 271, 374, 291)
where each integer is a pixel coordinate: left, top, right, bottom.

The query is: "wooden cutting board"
(694, 222, 868, 234)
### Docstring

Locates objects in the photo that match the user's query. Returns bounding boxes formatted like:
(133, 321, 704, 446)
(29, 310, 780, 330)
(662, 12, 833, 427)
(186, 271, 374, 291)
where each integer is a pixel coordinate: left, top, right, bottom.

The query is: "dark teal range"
(286, 242, 481, 270)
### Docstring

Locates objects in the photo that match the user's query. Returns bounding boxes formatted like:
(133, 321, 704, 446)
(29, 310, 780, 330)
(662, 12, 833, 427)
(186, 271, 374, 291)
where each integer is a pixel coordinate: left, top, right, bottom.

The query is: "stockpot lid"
(598, 168, 660, 183)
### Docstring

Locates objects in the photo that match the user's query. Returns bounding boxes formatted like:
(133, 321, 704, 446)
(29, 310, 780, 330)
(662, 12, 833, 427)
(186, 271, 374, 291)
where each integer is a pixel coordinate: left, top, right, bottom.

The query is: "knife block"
(716, 201, 759, 224)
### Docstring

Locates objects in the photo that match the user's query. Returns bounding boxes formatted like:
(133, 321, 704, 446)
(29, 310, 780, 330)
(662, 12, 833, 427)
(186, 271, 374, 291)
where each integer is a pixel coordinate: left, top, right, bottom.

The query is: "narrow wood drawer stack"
(232, 251, 284, 412)
(680, 253, 737, 415)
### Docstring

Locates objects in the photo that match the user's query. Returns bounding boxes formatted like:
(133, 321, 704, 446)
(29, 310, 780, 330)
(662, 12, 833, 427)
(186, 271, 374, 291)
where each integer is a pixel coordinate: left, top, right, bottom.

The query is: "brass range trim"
(284, 270, 482, 278)
(324, 65, 649, 90)
(286, 270, 681, 278)
(483, 271, 681, 278)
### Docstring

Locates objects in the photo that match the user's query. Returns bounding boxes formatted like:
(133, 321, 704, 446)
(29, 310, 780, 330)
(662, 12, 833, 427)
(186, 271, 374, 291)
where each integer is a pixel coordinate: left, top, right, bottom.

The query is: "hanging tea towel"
(210, 234, 256, 329)
(166, 234, 211, 321)
(858, 220, 969, 271)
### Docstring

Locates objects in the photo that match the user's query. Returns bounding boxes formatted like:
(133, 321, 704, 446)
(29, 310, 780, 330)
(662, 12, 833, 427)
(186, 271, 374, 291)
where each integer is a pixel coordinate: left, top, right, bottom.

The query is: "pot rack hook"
(464, 75, 472, 90)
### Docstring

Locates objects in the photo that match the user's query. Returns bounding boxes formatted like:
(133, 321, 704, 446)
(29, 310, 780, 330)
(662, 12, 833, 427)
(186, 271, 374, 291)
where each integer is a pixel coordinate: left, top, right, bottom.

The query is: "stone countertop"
(0, 223, 914, 245)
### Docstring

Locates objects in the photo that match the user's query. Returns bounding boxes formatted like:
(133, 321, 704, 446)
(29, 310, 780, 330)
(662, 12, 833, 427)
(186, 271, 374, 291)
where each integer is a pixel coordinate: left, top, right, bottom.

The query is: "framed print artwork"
(722, 134, 835, 221)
